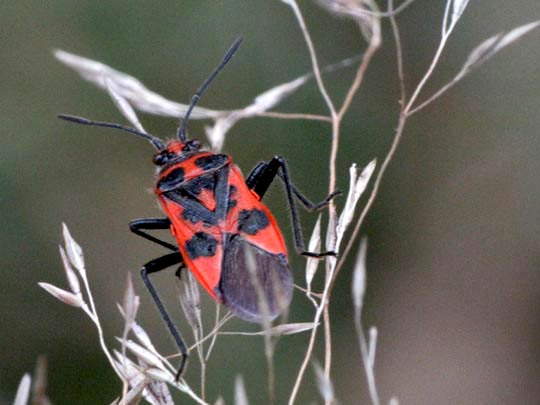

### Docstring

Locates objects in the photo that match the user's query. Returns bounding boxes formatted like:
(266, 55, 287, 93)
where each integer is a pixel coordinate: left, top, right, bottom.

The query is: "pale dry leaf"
(368, 326, 378, 368)
(205, 113, 240, 151)
(144, 379, 174, 405)
(305, 214, 322, 291)
(214, 397, 225, 405)
(442, 0, 453, 35)
(119, 324, 175, 388)
(336, 159, 376, 247)
(234, 375, 249, 405)
(38, 282, 84, 308)
(456, 20, 540, 82)
(54, 49, 224, 120)
(122, 273, 140, 331)
(113, 379, 146, 405)
(113, 351, 147, 389)
(113, 350, 139, 375)
(179, 271, 201, 329)
(57, 47, 356, 154)
(144, 368, 175, 384)
(325, 210, 337, 256)
(249, 74, 310, 113)
(316, 0, 382, 43)
(62, 223, 85, 274)
(179, 293, 198, 330)
(116, 310, 158, 354)
(121, 274, 140, 379)
(119, 339, 167, 372)
(186, 270, 201, 308)
(222, 322, 318, 336)
(492, 20, 540, 54)
(131, 323, 160, 355)
(451, 0, 469, 26)
(461, 35, 501, 72)
(312, 361, 335, 403)
(269, 322, 318, 336)
(352, 237, 368, 313)
(317, 0, 373, 20)
(106, 79, 146, 133)
(205, 73, 311, 151)
(59, 245, 82, 297)
(13, 373, 31, 405)
(389, 396, 400, 405)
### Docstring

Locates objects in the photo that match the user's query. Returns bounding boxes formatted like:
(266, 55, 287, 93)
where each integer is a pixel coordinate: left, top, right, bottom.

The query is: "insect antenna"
(58, 114, 165, 150)
(177, 37, 243, 142)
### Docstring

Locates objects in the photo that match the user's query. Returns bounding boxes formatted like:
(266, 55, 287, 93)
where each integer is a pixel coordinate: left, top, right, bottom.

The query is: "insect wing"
(220, 166, 293, 322)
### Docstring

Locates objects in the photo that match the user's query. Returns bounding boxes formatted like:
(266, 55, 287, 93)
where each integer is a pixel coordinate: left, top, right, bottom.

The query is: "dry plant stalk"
(30, 1, 540, 404)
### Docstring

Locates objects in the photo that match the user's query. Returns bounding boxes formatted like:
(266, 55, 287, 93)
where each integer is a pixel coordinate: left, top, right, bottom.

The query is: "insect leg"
(245, 161, 267, 191)
(246, 161, 341, 210)
(140, 252, 188, 380)
(129, 218, 177, 251)
(246, 157, 339, 258)
(282, 178, 341, 212)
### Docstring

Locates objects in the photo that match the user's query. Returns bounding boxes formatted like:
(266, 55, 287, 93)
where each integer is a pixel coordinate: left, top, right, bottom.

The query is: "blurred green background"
(2, 1, 540, 403)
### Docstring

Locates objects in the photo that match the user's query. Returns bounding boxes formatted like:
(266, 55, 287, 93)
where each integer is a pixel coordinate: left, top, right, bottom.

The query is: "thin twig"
(365, 0, 417, 18)
(336, 0, 464, 278)
(322, 305, 332, 400)
(186, 313, 234, 353)
(322, 13, 381, 393)
(256, 111, 332, 122)
(285, 1, 383, 401)
(337, 30, 381, 119)
(404, 0, 459, 115)
(80, 272, 125, 381)
(288, 287, 328, 404)
(204, 304, 221, 362)
(286, 1, 337, 118)
(389, 0, 407, 105)
(355, 315, 380, 405)
(334, 97, 407, 285)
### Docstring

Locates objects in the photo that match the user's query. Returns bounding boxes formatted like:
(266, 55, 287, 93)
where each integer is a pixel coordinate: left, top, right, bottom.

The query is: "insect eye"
(183, 140, 201, 152)
(153, 152, 171, 166)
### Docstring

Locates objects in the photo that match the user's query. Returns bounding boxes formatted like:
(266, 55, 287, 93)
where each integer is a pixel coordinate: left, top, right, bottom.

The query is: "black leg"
(279, 173, 341, 212)
(245, 161, 268, 191)
(140, 252, 188, 380)
(129, 218, 178, 251)
(246, 156, 339, 258)
(246, 161, 341, 210)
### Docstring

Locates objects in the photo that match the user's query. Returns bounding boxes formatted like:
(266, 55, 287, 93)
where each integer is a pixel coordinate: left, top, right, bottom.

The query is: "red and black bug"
(59, 38, 338, 377)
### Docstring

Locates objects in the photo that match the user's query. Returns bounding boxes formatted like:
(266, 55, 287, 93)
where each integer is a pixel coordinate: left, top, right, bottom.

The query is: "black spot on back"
(185, 232, 218, 259)
(163, 173, 215, 204)
(186, 174, 215, 196)
(176, 199, 217, 225)
(238, 209, 269, 235)
(157, 167, 185, 191)
(227, 198, 238, 213)
(182, 207, 204, 224)
(227, 185, 238, 213)
(195, 154, 228, 170)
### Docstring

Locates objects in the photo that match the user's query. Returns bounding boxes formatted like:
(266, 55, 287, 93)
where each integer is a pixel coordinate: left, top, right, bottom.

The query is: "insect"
(59, 38, 339, 377)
